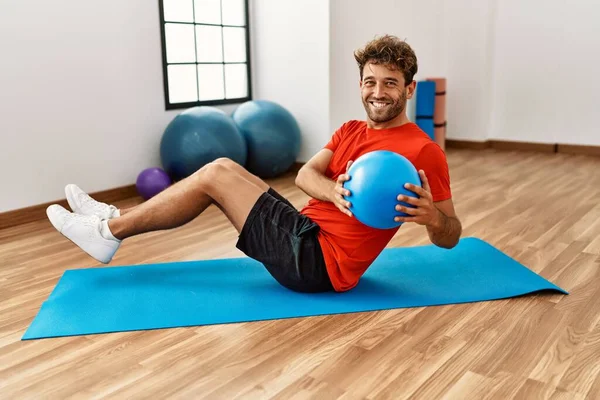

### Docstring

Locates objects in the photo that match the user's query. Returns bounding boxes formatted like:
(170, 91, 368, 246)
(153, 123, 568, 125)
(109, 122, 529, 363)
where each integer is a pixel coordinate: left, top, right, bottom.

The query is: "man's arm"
(295, 149, 336, 202)
(295, 149, 354, 217)
(427, 199, 462, 249)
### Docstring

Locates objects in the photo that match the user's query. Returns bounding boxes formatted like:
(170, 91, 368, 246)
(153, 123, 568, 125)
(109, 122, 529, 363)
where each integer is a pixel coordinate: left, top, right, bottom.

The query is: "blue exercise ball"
(343, 150, 422, 229)
(232, 100, 301, 178)
(160, 106, 247, 181)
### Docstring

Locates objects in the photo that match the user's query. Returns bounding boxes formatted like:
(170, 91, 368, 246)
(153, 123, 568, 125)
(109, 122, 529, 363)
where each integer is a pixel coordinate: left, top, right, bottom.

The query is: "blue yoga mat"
(415, 80, 436, 139)
(23, 237, 567, 340)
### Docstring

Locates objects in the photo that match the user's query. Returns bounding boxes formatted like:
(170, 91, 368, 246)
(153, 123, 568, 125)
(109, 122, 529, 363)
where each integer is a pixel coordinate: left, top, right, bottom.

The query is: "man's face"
(360, 63, 412, 124)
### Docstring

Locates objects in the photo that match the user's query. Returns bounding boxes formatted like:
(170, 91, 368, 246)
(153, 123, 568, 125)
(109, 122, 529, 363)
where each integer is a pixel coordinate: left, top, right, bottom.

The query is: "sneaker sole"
(65, 184, 81, 214)
(46, 205, 115, 264)
(46, 206, 65, 233)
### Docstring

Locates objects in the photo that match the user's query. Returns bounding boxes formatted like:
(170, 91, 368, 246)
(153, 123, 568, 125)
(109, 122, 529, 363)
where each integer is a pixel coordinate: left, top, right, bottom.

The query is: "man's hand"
(394, 170, 441, 229)
(395, 169, 462, 248)
(332, 161, 353, 217)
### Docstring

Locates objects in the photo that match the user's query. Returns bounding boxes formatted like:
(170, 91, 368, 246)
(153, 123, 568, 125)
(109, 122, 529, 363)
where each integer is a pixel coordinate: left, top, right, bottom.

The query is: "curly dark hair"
(354, 35, 418, 85)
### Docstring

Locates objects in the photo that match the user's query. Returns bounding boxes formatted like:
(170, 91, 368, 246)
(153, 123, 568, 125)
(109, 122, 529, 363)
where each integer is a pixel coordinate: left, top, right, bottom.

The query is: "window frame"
(158, 0, 253, 110)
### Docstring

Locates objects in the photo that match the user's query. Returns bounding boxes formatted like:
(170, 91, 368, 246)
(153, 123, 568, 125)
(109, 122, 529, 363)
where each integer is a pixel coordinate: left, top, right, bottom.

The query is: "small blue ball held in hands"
(343, 150, 422, 229)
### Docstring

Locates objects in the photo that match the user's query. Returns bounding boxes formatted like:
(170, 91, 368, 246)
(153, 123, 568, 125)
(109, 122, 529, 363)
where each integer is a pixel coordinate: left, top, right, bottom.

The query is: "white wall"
(0, 1, 185, 213)
(441, 0, 496, 142)
(329, 0, 445, 134)
(488, 0, 600, 146)
(488, 0, 565, 144)
(558, 0, 600, 146)
(2, 0, 599, 213)
(0, 0, 327, 213)
(250, 0, 330, 162)
(327, 0, 600, 146)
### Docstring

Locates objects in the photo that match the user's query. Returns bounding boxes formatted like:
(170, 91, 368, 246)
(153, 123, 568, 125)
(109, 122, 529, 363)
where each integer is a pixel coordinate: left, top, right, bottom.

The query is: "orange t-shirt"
(300, 120, 452, 292)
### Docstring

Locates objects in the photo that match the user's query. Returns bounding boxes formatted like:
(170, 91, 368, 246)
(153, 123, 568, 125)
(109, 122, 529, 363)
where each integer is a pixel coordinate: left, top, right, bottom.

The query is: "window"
(158, 0, 252, 109)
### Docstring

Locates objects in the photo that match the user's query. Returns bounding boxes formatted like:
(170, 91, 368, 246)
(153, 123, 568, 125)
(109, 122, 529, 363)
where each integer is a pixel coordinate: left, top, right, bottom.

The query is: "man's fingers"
(335, 185, 351, 197)
(396, 194, 419, 205)
(335, 193, 352, 208)
(337, 173, 350, 183)
(404, 183, 431, 199)
(395, 204, 420, 216)
(419, 170, 431, 192)
(334, 194, 352, 216)
(395, 216, 418, 223)
(337, 203, 353, 217)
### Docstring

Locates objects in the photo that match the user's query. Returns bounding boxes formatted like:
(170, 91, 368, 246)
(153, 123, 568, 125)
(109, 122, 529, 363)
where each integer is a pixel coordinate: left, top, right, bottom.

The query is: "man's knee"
(213, 157, 240, 170)
(193, 161, 235, 191)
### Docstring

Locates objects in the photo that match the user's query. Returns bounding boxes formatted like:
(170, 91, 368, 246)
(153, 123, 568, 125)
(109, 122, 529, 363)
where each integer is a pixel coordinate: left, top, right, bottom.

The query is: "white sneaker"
(65, 184, 119, 220)
(46, 204, 121, 264)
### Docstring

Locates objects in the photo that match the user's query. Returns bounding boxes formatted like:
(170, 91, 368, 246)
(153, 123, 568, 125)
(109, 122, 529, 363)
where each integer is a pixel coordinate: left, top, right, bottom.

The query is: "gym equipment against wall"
(415, 80, 436, 140)
(136, 167, 172, 200)
(426, 77, 447, 151)
(232, 100, 301, 178)
(160, 106, 247, 181)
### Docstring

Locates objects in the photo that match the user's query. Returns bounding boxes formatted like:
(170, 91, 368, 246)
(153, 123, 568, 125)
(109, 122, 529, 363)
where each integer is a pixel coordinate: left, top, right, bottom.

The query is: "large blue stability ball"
(160, 106, 247, 181)
(232, 100, 301, 178)
(343, 150, 422, 229)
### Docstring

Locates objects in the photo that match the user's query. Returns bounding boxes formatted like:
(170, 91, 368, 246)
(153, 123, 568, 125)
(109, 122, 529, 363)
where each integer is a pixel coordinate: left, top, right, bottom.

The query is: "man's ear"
(406, 80, 417, 99)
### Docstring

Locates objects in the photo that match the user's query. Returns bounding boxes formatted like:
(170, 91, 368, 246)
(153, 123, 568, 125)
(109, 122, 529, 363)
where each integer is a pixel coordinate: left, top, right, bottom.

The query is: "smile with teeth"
(370, 101, 389, 108)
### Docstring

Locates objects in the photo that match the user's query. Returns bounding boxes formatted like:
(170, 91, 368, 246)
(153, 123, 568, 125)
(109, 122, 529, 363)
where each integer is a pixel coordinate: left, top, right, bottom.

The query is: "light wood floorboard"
(1, 148, 600, 399)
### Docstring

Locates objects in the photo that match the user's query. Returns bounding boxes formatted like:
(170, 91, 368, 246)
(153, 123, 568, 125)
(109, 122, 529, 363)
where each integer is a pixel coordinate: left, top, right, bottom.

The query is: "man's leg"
(47, 158, 271, 263)
(108, 159, 267, 240)
(117, 158, 269, 217)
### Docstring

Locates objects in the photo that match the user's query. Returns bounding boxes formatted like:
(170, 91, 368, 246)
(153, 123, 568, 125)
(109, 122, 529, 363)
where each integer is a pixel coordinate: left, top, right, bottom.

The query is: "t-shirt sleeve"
(324, 122, 349, 152)
(415, 143, 452, 202)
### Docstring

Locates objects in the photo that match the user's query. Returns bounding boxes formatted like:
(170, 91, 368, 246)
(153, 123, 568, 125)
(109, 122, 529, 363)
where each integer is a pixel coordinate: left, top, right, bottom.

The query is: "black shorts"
(236, 188, 334, 293)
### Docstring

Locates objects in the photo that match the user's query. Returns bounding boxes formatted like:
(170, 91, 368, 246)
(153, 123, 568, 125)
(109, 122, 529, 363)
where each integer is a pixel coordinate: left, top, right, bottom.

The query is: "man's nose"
(373, 82, 385, 98)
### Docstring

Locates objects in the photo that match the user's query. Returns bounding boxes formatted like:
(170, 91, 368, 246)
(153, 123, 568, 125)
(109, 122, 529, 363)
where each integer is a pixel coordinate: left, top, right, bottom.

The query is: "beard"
(362, 90, 407, 123)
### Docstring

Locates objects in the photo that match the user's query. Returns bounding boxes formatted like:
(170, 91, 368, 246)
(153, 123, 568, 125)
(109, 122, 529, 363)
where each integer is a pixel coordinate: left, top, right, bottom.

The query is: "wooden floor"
(1, 148, 600, 399)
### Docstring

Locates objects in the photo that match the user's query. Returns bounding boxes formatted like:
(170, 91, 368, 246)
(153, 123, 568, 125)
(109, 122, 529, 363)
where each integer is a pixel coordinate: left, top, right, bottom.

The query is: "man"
(47, 35, 462, 293)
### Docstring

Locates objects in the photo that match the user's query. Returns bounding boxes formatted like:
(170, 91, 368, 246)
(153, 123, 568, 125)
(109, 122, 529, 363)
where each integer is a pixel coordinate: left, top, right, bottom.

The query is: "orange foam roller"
(426, 77, 447, 151)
